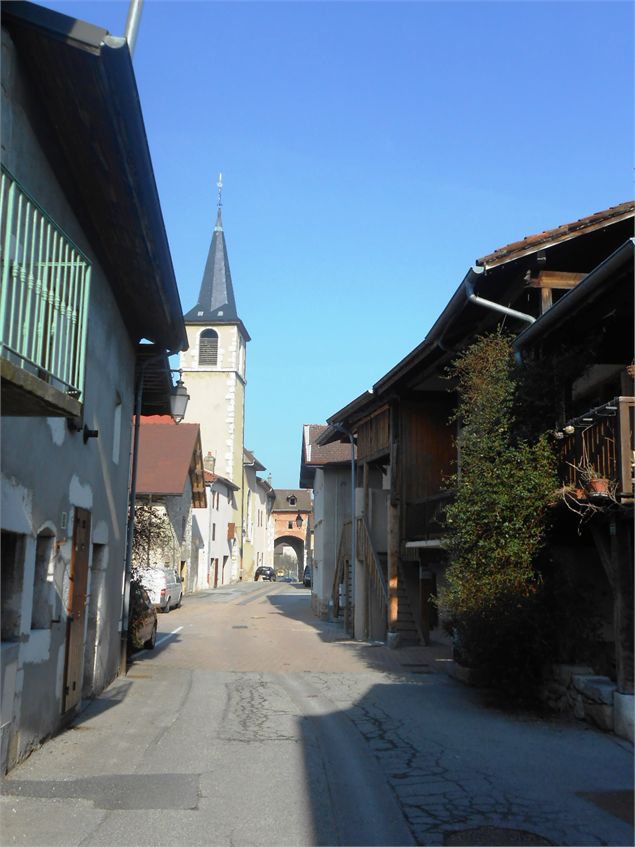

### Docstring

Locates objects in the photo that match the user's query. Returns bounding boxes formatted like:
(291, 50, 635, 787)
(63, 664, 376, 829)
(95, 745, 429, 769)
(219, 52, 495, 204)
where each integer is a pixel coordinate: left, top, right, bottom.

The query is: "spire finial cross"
(217, 172, 223, 208)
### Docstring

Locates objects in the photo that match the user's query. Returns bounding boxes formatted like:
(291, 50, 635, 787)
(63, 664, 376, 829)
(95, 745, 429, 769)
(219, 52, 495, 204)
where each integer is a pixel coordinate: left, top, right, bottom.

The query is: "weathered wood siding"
(356, 407, 390, 461)
(401, 394, 455, 502)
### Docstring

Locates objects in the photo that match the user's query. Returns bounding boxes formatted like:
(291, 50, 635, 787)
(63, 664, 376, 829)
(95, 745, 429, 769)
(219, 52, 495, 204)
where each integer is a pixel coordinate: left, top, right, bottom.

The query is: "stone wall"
(540, 664, 634, 742)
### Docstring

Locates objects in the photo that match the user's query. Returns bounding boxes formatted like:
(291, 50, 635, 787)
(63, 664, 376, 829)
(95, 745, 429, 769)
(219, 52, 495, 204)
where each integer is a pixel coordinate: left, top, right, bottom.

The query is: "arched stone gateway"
(271, 488, 312, 581)
(274, 535, 304, 580)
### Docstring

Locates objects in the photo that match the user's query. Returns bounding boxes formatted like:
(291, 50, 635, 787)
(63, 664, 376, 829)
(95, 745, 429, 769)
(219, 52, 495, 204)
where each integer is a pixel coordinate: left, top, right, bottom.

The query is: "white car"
(137, 567, 183, 612)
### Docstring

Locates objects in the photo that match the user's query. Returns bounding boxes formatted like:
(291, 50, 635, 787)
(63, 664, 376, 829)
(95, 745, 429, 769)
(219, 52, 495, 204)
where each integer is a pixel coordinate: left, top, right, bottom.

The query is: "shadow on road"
(266, 590, 455, 678)
(68, 679, 134, 729)
(294, 677, 634, 847)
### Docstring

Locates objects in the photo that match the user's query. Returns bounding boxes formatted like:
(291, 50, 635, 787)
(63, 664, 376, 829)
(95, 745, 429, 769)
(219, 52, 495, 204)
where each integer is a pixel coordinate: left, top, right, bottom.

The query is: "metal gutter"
(124, 0, 144, 56)
(464, 267, 535, 325)
(513, 238, 634, 351)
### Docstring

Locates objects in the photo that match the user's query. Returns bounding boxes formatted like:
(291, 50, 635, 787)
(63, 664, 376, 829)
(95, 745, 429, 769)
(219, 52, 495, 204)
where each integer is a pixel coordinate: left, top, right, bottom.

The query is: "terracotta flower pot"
(587, 477, 610, 495)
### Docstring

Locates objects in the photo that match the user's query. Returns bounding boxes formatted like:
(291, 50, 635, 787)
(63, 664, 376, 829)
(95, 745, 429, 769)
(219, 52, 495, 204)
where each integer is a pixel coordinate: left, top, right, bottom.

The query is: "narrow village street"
(1, 582, 632, 847)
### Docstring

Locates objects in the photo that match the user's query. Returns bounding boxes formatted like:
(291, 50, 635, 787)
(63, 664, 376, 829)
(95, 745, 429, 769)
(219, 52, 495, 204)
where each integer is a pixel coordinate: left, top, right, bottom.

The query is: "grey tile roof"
(184, 207, 250, 339)
(244, 448, 266, 472)
(273, 489, 312, 512)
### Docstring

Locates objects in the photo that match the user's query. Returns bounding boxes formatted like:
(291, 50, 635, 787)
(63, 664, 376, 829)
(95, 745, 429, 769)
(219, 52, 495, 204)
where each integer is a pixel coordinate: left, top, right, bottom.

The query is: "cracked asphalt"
(1, 580, 632, 846)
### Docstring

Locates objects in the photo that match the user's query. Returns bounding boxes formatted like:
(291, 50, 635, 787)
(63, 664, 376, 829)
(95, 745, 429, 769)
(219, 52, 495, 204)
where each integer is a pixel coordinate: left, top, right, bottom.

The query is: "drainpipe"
(329, 475, 341, 621)
(334, 423, 356, 620)
(124, 0, 144, 57)
(464, 267, 536, 326)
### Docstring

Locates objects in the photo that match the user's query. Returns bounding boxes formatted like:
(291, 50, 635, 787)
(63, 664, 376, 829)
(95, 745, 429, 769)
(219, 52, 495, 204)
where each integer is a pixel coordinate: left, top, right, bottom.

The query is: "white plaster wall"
(253, 483, 270, 570)
(1, 27, 136, 772)
(180, 324, 245, 482)
(195, 481, 238, 587)
(179, 323, 246, 581)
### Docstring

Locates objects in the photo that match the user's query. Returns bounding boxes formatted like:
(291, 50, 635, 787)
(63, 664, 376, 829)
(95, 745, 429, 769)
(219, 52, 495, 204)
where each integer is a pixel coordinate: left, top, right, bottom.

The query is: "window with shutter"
(199, 329, 218, 366)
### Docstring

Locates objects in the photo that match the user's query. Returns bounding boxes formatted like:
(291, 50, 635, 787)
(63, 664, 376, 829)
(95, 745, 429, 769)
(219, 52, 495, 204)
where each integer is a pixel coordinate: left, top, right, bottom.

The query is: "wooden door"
(63, 508, 91, 713)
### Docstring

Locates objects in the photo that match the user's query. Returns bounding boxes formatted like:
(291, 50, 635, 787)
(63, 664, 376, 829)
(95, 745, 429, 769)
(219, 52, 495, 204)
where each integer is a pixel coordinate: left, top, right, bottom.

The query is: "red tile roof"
(476, 201, 634, 269)
(303, 424, 355, 464)
(140, 415, 176, 425)
(137, 419, 202, 497)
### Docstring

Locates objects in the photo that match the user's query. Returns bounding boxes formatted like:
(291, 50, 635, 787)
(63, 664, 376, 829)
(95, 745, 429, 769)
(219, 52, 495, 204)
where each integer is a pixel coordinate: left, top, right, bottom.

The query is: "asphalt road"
(1, 581, 633, 847)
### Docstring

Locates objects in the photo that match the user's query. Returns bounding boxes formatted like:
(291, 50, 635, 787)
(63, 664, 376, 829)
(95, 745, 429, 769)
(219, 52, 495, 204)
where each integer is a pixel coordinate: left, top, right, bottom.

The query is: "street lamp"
(295, 512, 303, 528)
(169, 375, 190, 423)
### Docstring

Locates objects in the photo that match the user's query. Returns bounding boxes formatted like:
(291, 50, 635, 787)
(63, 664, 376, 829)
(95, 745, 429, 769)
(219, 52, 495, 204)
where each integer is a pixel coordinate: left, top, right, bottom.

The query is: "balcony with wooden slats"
(558, 396, 635, 500)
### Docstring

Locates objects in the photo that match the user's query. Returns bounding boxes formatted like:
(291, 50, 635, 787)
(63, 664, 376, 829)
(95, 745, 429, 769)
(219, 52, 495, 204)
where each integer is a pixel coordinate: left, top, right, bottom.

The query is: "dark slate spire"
(184, 177, 248, 339)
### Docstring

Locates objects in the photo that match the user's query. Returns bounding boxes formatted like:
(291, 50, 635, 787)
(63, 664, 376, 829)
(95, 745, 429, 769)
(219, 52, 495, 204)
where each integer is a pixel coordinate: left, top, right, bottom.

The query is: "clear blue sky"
(43, 1, 633, 488)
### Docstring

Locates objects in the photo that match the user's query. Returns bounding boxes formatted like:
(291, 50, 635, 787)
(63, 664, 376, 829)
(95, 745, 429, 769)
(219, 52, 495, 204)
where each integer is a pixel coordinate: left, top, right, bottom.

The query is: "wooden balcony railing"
(558, 396, 634, 499)
(357, 514, 388, 605)
(332, 520, 353, 633)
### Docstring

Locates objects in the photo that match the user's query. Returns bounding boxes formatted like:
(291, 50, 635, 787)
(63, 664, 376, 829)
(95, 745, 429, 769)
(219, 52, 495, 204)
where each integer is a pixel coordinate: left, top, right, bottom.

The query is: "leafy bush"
(440, 332, 559, 698)
(132, 502, 175, 572)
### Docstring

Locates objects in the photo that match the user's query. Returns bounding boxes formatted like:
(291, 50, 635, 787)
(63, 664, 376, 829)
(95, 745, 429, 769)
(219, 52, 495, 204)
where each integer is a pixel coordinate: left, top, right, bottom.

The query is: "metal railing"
(1, 167, 91, 401)
(558, 396, 634, 498)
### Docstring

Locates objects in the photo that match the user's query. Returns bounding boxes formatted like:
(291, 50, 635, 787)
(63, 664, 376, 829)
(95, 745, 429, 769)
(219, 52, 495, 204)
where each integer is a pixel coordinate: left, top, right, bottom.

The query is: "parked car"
(255, 566, 276, 581)
(137, 567, 183, 612)
(279, 575, 295, 583)
(303, 565, 312, 587)
(128, 580, 158, 652)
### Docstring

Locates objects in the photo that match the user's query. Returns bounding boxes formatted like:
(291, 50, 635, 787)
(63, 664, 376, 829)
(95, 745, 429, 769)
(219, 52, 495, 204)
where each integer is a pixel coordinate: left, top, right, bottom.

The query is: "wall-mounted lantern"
(169, 374, 190, 423)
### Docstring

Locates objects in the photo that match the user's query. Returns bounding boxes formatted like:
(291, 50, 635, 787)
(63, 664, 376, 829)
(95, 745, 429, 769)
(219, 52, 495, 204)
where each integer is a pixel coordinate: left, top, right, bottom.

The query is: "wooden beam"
(387, 500, 400, 635)
(541, 287, 553, 314)
(525, 271, 586, 289)
(592, 521, 634, 694)
(617, 397, 633, 496)
(611, 517, 634, 694)
(387, 402, 400, 639)
(419, 569, 432, 646)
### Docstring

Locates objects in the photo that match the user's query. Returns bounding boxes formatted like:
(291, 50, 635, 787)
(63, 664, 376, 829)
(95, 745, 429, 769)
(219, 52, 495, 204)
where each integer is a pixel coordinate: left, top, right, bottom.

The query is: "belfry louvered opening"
(199, 329, 218, 367)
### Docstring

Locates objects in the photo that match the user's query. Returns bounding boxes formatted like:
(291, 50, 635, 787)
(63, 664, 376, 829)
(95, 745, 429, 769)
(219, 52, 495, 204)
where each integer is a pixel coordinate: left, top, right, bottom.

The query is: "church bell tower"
(180, 177, 250, 561)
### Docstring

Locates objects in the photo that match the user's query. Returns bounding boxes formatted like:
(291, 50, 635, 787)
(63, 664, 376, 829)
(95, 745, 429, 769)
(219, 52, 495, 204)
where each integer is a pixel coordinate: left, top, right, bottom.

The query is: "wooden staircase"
(395, 561, 422, 645)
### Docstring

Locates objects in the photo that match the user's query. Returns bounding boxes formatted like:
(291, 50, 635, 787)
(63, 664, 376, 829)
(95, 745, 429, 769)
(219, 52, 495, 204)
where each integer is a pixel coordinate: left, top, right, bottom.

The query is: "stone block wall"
(540, 663, 634, 741)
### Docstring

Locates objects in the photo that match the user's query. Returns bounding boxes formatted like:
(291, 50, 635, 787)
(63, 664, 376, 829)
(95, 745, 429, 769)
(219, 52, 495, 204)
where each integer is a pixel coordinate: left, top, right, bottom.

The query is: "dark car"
(255, 566, 276, 582)
(303, 565, 312, 587)
(128, 580, 158, 652)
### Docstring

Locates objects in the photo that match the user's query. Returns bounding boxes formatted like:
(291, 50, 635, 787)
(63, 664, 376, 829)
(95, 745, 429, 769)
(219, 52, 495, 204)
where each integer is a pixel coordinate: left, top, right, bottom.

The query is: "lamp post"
(120, 359, 189, 674)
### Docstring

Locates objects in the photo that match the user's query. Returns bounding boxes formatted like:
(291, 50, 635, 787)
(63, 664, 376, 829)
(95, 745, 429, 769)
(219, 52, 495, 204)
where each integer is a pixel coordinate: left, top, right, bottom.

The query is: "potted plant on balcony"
(578, 461, 610, 496)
